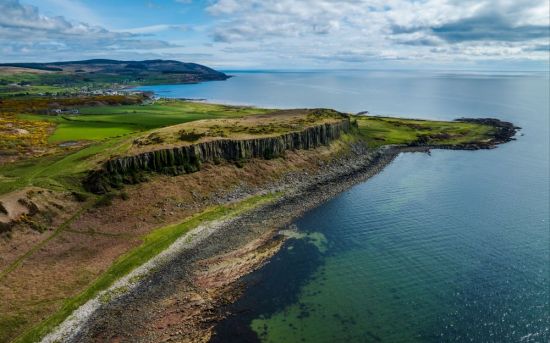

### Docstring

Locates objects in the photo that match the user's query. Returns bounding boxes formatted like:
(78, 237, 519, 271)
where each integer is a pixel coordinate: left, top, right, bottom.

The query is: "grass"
(14, 192, 280, 343)
(132, 108, 346, 148)
(0, 108, 497, 198)
(0, 72, 82, 96)
(49, 121, 137, 142)
(0, 101, 272, 196)
(0, 135, 133, 195)
(17, 100, 270, 143)
(356, 116, 495, 148)
(0, 100, 504, 342)
(75, 100, 271, 130)
(16, 114, 139, 143)
(0, 317, 27, 343)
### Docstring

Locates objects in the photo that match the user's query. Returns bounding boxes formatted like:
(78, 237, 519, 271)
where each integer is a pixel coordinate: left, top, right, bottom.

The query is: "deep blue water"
(138, 70, 549, 342)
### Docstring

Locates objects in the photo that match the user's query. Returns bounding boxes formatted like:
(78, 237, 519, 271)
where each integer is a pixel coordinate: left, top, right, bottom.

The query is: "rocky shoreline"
(42, 118, 518, 343)
(43, 141, 402, 343)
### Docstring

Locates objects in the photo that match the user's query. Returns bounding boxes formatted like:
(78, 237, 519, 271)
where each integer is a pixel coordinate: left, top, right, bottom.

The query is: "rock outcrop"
(455, 118, 520, 144)
(84, 118, 351, 193)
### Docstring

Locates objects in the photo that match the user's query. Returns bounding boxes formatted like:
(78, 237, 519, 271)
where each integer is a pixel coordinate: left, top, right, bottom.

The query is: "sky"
(0, 0, 548, 70)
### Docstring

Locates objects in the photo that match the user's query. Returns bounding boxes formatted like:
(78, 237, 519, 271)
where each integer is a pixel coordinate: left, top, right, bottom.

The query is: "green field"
(20, 100, 271, 143)
(356, 116, 495, 148)
(1, 101, 271, 195)
(0, 102, 498, 197)
(0, 73, 80, 96)
(49, 121, 136, 142)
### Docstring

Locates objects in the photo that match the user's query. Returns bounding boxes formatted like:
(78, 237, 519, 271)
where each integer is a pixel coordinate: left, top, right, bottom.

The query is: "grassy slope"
(356, 116, 495, 148)
(0, 101, 502, 343)
(21, 100, 270, 143)
(0, 136, 132, 195)
(14, 192, 279, 343)
(0, 106, 497, 197)
(0, 101, 270, 195)
(0, 73, 77, 96)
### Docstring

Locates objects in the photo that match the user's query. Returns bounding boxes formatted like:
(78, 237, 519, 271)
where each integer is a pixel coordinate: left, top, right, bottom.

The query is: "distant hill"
(0, 59, 229, 84)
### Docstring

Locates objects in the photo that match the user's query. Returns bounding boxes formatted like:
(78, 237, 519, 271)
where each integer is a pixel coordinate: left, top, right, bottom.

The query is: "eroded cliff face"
(84, 118, 352, 194)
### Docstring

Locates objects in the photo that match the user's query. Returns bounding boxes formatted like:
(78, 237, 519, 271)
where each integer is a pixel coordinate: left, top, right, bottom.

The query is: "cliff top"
(128, 108, 349, 154)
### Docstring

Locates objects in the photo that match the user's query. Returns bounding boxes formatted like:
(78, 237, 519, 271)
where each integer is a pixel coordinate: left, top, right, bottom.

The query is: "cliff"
(84, 118, 351, 193)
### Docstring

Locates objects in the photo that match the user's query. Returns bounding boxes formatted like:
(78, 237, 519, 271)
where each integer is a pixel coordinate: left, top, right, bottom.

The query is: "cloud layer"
(0, 0, 176, 61)
(206, 0, 549, 67)
(0, 0, 548, 68)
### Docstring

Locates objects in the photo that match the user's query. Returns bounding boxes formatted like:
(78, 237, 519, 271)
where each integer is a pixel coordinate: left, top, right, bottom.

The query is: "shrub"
(179, 129, 204, 142)
(0, 221, 13, 234)
(235, 159, 245, 168)
(119, 191, 130, 201)
(94, 193, 116, 207)
(17, 198, 39, 216)
(17, 215, 47, 233)
(71, 191, 88, 202)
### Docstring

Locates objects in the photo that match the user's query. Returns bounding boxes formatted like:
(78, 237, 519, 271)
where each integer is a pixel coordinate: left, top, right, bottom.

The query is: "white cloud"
(0, 0, 179, 62)
(205, 0, 550, 67)
(0, 0, 547, 68)
(119, 24, 188, 34)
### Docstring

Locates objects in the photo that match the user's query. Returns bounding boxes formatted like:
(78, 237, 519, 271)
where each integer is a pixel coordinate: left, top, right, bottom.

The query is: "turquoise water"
(139, 70, 549, 342)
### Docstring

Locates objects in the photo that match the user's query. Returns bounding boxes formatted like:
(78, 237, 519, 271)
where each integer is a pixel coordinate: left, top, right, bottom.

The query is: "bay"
(138, 70, 549, 342)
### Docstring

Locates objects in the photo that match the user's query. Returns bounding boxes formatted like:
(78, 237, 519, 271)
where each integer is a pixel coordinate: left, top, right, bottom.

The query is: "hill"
(0, 60, 229, 95)
(0, 59, 228, 80)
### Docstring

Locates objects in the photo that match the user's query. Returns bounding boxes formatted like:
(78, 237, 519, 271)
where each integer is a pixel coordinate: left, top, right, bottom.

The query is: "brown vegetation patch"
(0, 67, 53, 75)
(0, 188, 81, 270)
(0, 231, 136, 342)
(0, 141, 338, 342)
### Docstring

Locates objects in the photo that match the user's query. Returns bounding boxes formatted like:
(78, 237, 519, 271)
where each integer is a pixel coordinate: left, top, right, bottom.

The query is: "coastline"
(0, 60, 545, 341)
(43, 142, 403, 342)
(39, 119, 518, 343)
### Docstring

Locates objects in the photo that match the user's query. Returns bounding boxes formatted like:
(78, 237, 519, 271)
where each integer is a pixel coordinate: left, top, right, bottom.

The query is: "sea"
(137, 69, 549, 343)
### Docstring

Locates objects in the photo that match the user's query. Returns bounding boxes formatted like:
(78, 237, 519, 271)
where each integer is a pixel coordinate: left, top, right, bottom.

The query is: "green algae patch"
(280, 229, 329, 253)
(14, 192, 281, 343)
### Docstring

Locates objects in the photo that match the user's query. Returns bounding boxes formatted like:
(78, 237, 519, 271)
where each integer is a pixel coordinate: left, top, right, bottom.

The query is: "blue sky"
(1, 0, 549, 70)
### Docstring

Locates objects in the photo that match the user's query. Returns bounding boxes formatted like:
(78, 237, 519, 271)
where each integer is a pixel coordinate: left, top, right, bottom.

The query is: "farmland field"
(19, 100, 272, 143)
(0, 100, 272, 195)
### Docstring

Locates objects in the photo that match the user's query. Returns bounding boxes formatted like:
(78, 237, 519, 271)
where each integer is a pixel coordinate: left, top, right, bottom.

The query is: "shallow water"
(139, 70, 549, 342)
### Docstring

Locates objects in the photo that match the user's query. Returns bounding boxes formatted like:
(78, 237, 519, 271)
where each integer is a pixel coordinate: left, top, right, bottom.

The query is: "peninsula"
(0, 61, 518, 343)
